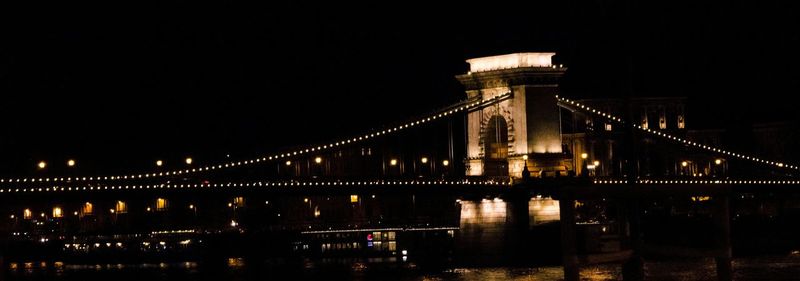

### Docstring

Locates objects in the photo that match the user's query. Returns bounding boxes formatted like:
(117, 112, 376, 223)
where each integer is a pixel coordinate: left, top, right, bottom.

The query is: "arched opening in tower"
(484, 115, 509, 177)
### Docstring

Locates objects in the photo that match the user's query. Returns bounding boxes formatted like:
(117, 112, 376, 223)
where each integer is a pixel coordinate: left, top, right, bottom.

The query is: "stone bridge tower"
(456, 53, 568, 178)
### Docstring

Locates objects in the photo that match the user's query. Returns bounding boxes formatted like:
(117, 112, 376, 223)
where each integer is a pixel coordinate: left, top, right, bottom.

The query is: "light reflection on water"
(7, 257, 800, 280)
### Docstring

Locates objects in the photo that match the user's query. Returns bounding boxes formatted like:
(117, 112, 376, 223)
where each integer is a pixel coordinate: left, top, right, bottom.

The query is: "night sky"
(1, 2, 799, 176)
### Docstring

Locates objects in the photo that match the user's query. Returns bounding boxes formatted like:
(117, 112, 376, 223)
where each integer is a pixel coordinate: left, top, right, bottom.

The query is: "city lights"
(557, 95, 798, 172)
(0, 93, 513, 184)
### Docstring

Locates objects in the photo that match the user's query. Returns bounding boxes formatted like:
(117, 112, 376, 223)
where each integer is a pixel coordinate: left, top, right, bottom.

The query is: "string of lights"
(0, 94, 511, 185)
(301, 227, 460, 234)
(593, 179, 800, 185)
(556, 95, 799, 172)
(0, 179, 511, 193)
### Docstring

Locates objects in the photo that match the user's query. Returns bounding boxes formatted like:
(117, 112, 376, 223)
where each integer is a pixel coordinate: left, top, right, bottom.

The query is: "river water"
(6, 197, 800, 280)
(6, 256, 800, 280)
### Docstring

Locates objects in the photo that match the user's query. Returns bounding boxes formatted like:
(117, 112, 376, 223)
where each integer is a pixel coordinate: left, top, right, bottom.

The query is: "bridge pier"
(552, 183, 736, 281)
(559, 198, 579, 281)
(621, 200, 644, 281)
(714, 195, 732, 281)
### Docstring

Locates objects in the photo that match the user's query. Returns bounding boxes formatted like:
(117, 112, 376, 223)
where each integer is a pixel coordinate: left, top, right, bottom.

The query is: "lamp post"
(593, 160, 600, 177)
(314, 156, 322, 178)
(681, 161, 689, 177)
(580, 153, 588, 177)
(522, 154, 531, 180)
(189, 204, 197, 219)
(442, 160, 450, 179)
(420, 157, 429, 177)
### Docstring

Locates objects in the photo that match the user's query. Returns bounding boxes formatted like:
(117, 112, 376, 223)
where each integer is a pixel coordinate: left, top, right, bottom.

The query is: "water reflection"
(7, 257, 800, 280)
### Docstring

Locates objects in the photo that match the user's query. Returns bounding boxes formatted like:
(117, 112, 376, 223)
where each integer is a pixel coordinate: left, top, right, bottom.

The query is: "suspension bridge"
(1, 52, 797, 281)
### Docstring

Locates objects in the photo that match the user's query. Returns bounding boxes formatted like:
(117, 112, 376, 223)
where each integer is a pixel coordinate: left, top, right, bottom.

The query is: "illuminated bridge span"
(2, 52, 799, 281)
(556, 95, 799, 172)
(0, 54, 794, 191)
(595, 179, 800, 185)
(0, 94, 511, 184)
(0, 180, 510, 194)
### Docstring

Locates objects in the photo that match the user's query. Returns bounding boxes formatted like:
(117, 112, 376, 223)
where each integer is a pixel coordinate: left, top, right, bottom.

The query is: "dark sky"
(1, 2, 799, 176)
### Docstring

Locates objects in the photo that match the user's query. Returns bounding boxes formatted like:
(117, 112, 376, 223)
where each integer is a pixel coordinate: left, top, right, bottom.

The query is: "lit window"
(605, 123, 612, 131)
(677, 115, 685, 129)
(52, 207, 63, 218)
(23, 208, 32, 219)
(156, 198, 168, 211)
(350, 195, 359, 203)
(115, 201, 128, 214)
(233, 197, 245, 207)
(82, 202, 93, 215)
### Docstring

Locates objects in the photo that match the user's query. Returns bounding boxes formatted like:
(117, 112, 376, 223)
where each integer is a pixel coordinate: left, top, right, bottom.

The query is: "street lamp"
(579, 153, 589, 177)
(156, 160, 163, 167)
(185, 157, 193, 165)
(37, 161, 47, 170)
(67, 159, 76, 167)
(680, 161, 689, 176)
(421, 157, 428, 164)
(390, 159, 398, 166)
(592, 160, 601, 176)
(442, 160, 450, 166)
(314, 157, 322, 164)
(521, 154, 531, 179)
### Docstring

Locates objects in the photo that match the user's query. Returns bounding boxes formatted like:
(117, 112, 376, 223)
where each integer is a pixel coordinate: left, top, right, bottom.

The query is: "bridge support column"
(622, 200, 644, 281)
(714, 196, 732, 281)
(559, 198, 579, 281)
